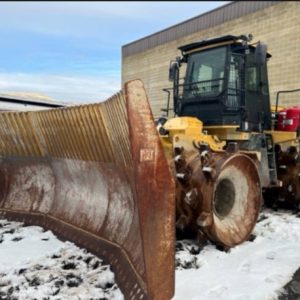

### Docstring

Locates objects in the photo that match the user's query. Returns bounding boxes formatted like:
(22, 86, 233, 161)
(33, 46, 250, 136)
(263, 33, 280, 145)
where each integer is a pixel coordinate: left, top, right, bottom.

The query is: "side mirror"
(168, 61, 179, 82)
(255, 42, 267, 66)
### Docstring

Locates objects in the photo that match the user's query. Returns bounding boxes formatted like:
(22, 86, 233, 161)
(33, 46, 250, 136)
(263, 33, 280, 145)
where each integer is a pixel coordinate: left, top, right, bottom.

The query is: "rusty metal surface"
(277, 147, 300, 208)
(0, 91, 131, 165)
(264, 146, 300, 211)
(0, 80, 175, 300)
(175, 145, 262, 247)
(126, 81, 175, 300)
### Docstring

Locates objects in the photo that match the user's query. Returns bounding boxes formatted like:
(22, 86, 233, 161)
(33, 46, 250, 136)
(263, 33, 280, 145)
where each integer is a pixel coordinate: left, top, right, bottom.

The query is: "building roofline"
(122, 1, 279, 57)
(122, 1, 233, 48)
(0, 94, 66, 108)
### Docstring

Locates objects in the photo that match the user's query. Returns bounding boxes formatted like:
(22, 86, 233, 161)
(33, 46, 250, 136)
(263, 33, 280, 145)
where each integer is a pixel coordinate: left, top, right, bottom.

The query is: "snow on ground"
(1, 210, 300, 300)
(175, 209, 300, 300)
(0, 219, 124, 300)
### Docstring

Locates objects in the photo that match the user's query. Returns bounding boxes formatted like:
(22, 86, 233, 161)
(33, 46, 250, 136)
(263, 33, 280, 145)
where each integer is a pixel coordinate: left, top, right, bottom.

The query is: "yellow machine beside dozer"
(0, 35, 299, 300)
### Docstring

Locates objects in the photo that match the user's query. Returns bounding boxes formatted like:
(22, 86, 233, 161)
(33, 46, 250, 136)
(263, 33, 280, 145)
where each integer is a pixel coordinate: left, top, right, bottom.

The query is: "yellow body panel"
(160, 117, 225, 162)
(271, 104, 285, 113)
(204, 125, 251, 141)
(264, 130, 297, 144)
(159, 117, 299, 163)
(264, 130, 298, 144)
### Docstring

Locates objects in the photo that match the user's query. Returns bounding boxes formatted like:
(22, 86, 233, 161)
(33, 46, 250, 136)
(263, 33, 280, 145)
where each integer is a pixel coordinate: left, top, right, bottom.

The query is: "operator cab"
(168, 34, 272, 132)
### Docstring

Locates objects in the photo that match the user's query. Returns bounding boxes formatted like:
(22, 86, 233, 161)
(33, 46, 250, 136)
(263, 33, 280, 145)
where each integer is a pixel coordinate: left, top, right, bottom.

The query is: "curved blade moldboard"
(0, 80, 175, 300)
(126, 80, 175, 300)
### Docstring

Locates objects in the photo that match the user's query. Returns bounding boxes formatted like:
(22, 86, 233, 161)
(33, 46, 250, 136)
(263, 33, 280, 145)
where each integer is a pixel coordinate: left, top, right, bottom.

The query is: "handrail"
(162, 88, 171, 117)
(275, 89, 300, 114)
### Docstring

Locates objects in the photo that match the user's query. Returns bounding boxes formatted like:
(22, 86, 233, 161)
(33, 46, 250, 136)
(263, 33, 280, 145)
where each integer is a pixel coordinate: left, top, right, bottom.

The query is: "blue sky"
(0, 1, 228, 103)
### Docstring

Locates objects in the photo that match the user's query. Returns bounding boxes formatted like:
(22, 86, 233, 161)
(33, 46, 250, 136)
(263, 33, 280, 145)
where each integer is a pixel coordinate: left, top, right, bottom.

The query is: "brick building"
(122, 1, 300, 118)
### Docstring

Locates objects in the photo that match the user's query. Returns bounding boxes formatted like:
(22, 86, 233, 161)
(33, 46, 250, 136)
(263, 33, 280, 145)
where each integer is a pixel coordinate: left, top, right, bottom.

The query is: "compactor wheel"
(204, 154, 262, 247)
(265, 146, 300, 210)
(175, 150, 262, 248)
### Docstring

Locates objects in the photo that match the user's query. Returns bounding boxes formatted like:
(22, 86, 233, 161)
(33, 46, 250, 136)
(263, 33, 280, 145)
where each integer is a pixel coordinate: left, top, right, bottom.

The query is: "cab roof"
(178, 34, 271, 58)
(178, 35, 241, 53)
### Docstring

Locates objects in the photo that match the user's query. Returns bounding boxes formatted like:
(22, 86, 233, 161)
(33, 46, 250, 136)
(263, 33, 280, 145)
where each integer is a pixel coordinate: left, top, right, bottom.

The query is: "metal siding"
(122, 1, 279, 57)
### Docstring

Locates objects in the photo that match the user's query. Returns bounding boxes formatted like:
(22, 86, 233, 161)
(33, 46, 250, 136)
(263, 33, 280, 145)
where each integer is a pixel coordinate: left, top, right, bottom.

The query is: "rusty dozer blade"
(0, 80, 175, 300)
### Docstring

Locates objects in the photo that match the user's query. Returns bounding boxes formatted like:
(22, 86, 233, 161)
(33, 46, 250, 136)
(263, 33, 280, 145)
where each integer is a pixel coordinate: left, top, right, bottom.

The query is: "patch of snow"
(200, 150, 209, 158)
(0, 219, 124, 300)
(0, 222, 62, 273)
(202, 166, 212, 173)
(176, 173, 185, 179)
(174, 210, 300, 300)
(1, 210, 300, 300)
(174, 155, 182, 162)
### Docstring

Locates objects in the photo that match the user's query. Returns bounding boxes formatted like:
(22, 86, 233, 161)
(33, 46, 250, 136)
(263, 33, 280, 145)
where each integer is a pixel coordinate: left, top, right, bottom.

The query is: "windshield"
(184, 46, 227, 97)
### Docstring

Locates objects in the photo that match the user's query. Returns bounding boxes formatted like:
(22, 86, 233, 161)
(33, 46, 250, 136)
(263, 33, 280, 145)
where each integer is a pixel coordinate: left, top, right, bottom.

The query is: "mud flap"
(0, 80, 175, 300)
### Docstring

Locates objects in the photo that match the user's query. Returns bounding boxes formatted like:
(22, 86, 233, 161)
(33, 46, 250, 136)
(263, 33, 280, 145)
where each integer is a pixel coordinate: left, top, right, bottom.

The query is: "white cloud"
(0, 72, 121, 104)
(0, 1, 230, 105)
